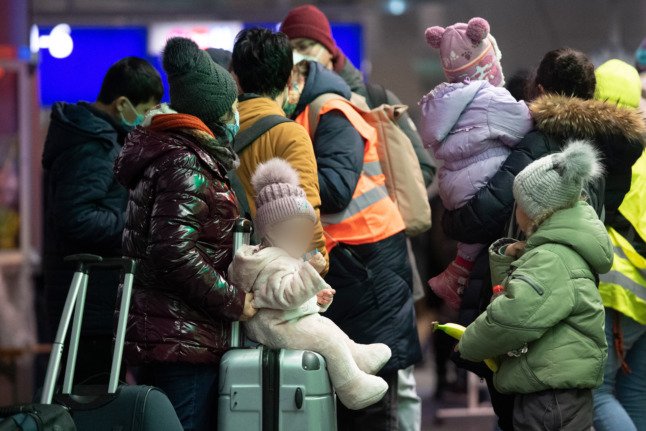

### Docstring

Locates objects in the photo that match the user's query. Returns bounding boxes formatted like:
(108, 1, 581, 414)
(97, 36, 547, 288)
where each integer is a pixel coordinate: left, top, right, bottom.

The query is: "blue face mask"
(225, 110, 240, 141)
(120, 98, 145, 128)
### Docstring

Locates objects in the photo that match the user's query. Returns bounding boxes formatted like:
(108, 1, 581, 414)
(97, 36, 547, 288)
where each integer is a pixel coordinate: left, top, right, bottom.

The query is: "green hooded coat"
(458, 201, 612, 394)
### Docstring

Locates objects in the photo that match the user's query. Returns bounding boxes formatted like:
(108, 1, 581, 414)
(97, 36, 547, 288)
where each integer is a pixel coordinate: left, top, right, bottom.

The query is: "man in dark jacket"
(42, 57, 162, 383)
(289, 60, 422, 431)
(442, 48, 644, 431)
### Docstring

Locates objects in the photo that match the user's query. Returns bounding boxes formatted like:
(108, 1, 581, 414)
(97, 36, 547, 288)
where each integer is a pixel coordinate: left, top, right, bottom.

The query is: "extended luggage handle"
(41, 254, 137, 404)
(231, 218, 253, 349)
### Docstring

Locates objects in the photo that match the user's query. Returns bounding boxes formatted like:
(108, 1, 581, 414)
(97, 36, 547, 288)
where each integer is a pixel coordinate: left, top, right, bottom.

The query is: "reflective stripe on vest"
(296, 97, 405, 252)
(599, 228, 646, 324)
(321, 185, 390, 225)
(598, 151, 646, 324)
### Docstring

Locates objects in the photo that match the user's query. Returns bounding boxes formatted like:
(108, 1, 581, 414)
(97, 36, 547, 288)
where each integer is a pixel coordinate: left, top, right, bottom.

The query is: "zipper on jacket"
(512, 274, 544, 295)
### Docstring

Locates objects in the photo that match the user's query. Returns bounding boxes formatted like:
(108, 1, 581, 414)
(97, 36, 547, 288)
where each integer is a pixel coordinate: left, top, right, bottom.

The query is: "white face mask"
(293, 45, 325, 65)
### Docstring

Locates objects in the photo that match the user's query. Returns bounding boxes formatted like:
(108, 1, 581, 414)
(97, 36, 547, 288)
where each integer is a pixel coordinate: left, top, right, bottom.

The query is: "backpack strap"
(229, 114, 292, 222)
(365, 83, 389, 109)
(232, 115, 292, 154)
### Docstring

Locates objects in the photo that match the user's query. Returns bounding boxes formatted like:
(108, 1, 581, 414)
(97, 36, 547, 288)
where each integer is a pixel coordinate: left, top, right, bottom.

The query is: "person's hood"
(115, 104, 233, 190)
(337, 55, 366, 96)
(42, 102, 126, 169)
(419, 80, 490, 146)
(527, 201, 613, 274)
(530, 94, 646, 143)
(294, 61, 353, 117)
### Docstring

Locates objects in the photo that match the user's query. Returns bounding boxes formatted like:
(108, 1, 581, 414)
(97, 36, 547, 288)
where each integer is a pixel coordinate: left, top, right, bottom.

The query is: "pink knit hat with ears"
(251, 158, 317, 239)
(425, 17, 505, 86)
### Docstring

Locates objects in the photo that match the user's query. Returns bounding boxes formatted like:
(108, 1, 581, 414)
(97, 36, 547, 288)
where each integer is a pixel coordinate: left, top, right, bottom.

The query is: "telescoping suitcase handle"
(231, 218, 253, 349)
(40, 254, 137, 404)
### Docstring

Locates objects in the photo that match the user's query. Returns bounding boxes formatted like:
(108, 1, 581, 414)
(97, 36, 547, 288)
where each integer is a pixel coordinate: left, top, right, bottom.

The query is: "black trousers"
(514, 389, 593, 431)
(337, 371, 399, 431)
(485, 372, 516, 431)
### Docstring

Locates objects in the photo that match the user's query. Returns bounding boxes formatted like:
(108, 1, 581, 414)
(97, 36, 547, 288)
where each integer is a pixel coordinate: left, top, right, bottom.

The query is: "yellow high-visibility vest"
(599, 151, 646, 324)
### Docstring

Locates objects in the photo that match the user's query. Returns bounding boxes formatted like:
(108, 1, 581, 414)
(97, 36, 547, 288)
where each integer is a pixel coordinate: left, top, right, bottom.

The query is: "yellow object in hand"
(432, 322, 499, 373)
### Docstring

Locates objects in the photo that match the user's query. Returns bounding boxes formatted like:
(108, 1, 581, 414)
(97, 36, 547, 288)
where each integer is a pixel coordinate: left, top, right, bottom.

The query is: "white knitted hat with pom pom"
(251, 158, 316, 239)
(513, 140, 603, 223)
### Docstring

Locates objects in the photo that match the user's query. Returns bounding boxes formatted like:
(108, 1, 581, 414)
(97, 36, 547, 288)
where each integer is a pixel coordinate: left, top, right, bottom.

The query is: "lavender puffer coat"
(420, 80, 532, 210)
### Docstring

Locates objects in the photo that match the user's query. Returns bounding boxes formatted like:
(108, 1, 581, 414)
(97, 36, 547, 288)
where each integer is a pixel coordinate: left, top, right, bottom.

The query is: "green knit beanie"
(513, 140, 603, 223)
(162, 37, 238, 128)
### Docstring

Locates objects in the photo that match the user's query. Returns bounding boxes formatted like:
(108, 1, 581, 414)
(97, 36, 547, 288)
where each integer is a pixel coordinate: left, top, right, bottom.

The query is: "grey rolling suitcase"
(217, 219, 337, 431)
(39, 254, 183, 431)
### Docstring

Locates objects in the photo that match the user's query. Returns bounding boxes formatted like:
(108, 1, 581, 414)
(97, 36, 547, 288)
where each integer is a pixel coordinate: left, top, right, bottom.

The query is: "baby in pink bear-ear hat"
(228, 158, 392, 411)
(419, 17, 533, 309)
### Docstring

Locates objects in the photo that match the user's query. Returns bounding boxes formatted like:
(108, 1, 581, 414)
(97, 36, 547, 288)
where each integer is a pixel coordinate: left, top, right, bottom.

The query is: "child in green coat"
(458, 140, 612, 430)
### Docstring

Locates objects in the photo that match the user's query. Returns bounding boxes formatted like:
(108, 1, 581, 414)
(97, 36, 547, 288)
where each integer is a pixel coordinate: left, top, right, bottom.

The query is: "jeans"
(337, 371, 399, 431)
(140, 363, 218, 431)
(397, 366, 421, 431)
(593, 309, 646, 431)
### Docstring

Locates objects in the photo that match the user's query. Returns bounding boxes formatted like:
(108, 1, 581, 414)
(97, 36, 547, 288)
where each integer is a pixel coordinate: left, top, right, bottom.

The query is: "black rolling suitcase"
(37, 254, 182, 431)
(217, 219, 337, 431)
(0, 403, 75, 430)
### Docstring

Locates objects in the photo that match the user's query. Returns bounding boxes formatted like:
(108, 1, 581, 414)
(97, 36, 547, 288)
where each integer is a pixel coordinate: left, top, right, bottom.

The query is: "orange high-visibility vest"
(296, 96, 405, 253)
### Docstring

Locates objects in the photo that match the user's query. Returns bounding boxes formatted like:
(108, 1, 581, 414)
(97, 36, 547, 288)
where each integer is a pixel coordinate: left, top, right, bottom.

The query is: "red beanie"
(280, 5, 338, 58)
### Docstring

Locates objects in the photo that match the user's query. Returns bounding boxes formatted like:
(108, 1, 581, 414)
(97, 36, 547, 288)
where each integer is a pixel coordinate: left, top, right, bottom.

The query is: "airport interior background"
(0, 0, 645, 429)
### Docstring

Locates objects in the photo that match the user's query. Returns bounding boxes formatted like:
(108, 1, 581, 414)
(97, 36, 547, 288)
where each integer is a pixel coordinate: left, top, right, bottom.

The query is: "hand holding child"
(505, 241, 526, 258)
(316, 288, 336, 306)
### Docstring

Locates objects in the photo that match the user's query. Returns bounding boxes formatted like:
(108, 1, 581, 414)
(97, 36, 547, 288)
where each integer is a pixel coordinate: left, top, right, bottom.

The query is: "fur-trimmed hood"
(530, 94, 646, 144)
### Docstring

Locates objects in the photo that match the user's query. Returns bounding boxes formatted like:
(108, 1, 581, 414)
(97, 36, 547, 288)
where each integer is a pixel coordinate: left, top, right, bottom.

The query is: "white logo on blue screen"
(30, 24, 74, 59)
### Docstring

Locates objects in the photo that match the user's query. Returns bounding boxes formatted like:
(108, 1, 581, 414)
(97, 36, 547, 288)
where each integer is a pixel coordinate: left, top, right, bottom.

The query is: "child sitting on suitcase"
(228, 158, 392, 411)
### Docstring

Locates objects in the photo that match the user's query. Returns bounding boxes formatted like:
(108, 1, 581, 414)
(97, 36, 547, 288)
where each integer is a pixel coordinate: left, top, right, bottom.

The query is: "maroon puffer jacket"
(114, 121, 244, 365)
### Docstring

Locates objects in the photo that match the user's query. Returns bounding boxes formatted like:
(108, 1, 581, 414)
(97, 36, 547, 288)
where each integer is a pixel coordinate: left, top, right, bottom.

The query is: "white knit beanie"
(513, 140, 603, 223)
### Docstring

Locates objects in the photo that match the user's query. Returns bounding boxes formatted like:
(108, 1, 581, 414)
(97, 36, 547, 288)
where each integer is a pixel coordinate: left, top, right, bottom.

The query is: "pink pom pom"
(425, 26, 445, 49)
(466, 17, 490, 43)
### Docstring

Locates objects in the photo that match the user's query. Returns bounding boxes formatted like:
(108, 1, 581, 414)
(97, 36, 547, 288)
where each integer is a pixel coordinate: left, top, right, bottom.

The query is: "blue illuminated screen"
(38, 24, 363, 106)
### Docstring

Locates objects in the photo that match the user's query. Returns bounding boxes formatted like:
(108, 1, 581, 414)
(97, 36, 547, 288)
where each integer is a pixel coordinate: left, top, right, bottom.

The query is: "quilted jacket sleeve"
(51, 142, 125, 250)
(148, 162, 245, 322)
(442, 131, 551, 244)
